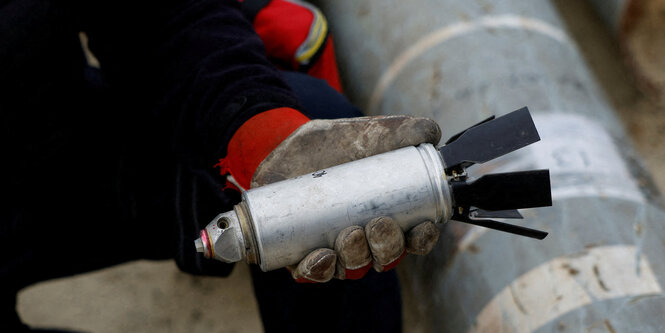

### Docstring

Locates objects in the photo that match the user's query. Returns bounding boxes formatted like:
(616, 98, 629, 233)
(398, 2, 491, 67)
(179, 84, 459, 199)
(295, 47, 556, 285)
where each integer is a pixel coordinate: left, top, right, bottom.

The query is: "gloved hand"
(240, 0, 343, 92)
(218, 108, 442, 282)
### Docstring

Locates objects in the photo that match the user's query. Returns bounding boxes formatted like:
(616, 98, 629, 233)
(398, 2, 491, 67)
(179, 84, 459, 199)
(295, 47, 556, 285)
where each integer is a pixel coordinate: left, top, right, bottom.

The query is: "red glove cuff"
(215, 107, 309, 190)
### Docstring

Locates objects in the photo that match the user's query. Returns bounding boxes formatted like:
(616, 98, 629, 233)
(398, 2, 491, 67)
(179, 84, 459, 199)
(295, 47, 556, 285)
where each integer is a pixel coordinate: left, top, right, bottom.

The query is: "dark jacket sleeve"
(76, 0, 302, 165)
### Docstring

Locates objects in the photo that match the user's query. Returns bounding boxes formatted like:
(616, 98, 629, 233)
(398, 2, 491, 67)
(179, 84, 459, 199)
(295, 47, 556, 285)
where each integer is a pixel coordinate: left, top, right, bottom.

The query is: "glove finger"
(365, 217, 406, 272)
(405, 221, 440, 255)
(334, 226, 372, 280)
(252, 116, 442, 187)
(290, 248, 337, 283)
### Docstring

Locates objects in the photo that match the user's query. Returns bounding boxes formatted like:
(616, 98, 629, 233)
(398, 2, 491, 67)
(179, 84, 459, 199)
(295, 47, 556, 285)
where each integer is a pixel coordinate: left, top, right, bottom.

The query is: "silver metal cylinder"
(199, 143, 453, 271)
(316, 0, 665, 331)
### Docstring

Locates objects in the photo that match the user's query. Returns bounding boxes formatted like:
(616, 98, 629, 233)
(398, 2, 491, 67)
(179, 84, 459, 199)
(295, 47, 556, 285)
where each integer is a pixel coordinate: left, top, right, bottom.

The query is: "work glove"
(217, 108, 442, 283)
(240, 0, 343, 92)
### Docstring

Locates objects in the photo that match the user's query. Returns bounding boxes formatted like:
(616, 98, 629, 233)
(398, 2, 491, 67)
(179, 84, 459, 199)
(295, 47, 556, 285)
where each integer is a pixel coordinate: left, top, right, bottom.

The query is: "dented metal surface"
(316, 0, 665, 331)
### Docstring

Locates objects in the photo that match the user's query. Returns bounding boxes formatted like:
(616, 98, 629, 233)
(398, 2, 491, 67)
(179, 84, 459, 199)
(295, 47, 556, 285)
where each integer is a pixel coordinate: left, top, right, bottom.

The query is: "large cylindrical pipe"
(316, 0, 665, 331)
(589, 0, 665, 106)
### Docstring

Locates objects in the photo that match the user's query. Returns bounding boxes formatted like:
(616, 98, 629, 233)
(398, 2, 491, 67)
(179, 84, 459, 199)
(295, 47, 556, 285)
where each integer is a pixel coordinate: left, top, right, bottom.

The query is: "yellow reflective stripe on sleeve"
(294, 2, 328, 65)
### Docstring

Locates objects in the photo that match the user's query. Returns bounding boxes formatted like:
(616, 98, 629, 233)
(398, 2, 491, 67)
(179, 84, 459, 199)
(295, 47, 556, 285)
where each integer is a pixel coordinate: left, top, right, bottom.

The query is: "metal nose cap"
(195, 229, 212, 258)
(194, 238, 204, 253)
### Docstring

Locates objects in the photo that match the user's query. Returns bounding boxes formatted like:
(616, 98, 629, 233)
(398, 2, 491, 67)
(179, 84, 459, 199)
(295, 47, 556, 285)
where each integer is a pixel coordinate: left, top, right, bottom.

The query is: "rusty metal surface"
(315, 0, 665, 331)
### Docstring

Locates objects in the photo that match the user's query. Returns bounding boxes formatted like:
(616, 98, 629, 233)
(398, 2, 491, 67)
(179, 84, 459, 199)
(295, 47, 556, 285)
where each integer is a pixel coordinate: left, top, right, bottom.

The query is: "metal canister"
(197, 143, 453, 271)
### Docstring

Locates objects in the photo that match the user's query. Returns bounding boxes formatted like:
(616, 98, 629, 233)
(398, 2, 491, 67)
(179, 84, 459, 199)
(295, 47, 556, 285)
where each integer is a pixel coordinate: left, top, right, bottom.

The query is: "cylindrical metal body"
(200, 144, 453, 271)
(316, 0, 665, 331)
(245, 144, 451, 271)
(589, 0, 665, 105)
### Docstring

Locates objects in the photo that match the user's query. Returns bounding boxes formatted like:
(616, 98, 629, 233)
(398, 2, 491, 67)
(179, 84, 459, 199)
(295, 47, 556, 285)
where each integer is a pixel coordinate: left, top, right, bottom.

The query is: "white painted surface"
(471, 245, 662, 332)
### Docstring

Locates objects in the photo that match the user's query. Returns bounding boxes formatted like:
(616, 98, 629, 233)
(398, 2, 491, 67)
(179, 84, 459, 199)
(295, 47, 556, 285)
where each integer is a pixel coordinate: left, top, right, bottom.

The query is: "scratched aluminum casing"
(315, 0, 665, 331)
(589, 0, 665, 106)
(243, 144, 452, 271)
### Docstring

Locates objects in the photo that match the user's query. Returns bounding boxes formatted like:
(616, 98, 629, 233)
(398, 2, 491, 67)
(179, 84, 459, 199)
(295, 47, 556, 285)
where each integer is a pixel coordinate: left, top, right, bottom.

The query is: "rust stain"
(457, 12, 470, 22)
(476, 0, 494, 13)
(604, 319, 617, 333)
(567, 250, 589, 258)
(509, 285, 528, 315)
(467, 244, 480, 254)
(634, 222, 643, 236)
(429, 65, 442, 102)
(356, 3, 370, 17)
(593, 264, 611, 292)
(561, 263, 580, 276)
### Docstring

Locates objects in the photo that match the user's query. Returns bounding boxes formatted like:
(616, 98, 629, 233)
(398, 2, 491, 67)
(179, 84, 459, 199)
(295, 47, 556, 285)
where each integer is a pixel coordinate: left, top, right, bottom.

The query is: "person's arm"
(76, 0, 308, 168)
(75, 0, 441, 283)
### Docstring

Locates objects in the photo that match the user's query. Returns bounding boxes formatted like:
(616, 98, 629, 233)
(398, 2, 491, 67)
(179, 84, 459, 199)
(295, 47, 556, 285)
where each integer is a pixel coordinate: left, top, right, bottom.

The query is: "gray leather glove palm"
(252, 116, 442, 283)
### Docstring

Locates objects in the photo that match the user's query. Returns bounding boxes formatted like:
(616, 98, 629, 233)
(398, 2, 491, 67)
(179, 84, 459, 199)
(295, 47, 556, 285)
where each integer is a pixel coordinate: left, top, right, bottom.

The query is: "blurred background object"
(317, 0, 665, 331)
(589, 0, 665, 107)
(17, 0, 665, 332)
